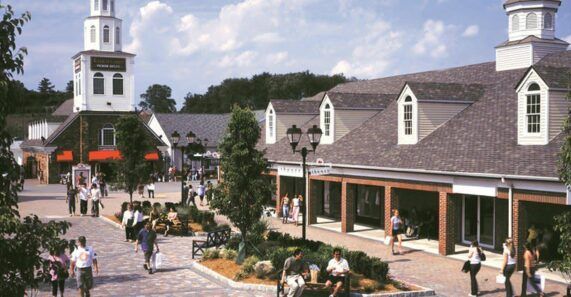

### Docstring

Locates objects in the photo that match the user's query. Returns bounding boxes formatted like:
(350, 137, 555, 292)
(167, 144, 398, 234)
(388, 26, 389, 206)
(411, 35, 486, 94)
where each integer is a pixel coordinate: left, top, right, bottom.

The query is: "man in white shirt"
(78, 185, 89, 217)
(70, 236, 99, 297)
(325, 248, 350, 297)
(90, 184, 102, 217)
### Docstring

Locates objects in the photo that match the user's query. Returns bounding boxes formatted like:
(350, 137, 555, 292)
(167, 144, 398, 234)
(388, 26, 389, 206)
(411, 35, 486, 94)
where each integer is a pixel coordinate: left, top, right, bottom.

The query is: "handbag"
(526, 274, 545, 293)
(478, 249, 486, 261)
(461, 260, 470, 273)
(495, 274, 506, 284)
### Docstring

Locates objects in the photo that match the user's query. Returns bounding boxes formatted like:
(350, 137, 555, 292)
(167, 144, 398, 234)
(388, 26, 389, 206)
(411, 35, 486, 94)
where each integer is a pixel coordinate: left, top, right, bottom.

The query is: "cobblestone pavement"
(267, 219, 568, 297)
(18, 181, 271, 297)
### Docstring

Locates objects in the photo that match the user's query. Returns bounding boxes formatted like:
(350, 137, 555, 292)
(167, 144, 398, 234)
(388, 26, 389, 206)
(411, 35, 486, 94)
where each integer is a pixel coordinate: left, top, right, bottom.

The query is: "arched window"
(100, 124, 116, 146)
(403, 96, 413, 135)
(526, 13, 537, 29)
(103, 26, 110, 43)
(324, 104, 331, 137)
(268, 109, 274, 138)
(115, 27, 120, 44)
(544, 13, 553, 29)
(111, 0, 115, 13)
(90, 26, 96, 43)
(512, 15, 520, 31)
(526, 83, 541, 133)
(93, 73, 104, 95)
(102, 0, 108, 11)
(94, 0, 99, 10)
(113, 73, 123, 95)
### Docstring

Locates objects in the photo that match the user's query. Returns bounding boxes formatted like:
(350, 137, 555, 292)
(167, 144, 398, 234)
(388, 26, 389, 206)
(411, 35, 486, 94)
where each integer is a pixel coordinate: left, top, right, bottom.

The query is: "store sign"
(74, 58, 81, 73)
(91, 57, 126, 72)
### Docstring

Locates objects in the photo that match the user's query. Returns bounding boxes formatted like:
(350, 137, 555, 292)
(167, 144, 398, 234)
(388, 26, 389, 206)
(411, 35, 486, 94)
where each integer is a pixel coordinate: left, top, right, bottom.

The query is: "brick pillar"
(341, 181, 355, 233)
(275, 176, 282, 216)
(308, 179, 319, 225)
(384, 186, 398, 235)
(513, 197, 526, 270)
(438, 192, 456, 256)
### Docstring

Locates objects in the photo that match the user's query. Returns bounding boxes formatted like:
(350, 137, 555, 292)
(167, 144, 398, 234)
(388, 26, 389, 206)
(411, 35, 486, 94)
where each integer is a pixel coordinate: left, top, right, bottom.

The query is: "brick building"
(260, 0, 571, 268)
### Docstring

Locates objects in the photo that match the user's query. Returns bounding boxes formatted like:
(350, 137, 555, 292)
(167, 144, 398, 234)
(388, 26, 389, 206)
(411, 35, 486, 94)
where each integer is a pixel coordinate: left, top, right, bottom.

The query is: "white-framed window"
(100, 124, 116, 146)
(544, 13, 553, 29)
(75, 74, 81, 96)
(103, 26, 110, 43)
(113, 73, 123, 95)
(526, 13, 537, 29)
(102, 0, 108, 11)
(90, 26, 96, 43)
(268, 109, 274, 138)
(403, 96, 413, 135)
(115, 27, 120, 44)
(111, 0, 115, 13)
(512, 15, 519, 31)
(324, 104, 331, 137)
(93, 72, 104, 95)
(94, 0, 99, 10)
(526, 83, 541, 134)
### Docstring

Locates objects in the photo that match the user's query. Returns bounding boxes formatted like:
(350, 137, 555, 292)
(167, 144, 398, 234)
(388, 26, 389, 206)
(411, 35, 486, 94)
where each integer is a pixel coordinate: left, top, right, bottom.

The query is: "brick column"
(384, 186, 398, 235)
(513, 197, 526, 270)
(341, 181, 355, 233)
(308, 179, 319, 225)
(438, 192, 456, 256)
(275, 176, 282, 216)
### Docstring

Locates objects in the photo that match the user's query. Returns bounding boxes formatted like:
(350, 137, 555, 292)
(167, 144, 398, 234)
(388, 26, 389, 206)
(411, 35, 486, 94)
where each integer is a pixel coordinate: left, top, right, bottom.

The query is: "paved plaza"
(19, 180, 568, 297)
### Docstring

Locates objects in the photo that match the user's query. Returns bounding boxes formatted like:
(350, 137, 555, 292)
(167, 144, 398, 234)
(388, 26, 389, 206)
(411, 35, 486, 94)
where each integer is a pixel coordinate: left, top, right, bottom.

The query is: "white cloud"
(217, 51, 258, 68)
(252, 32, 284, 44)
(565, 35, 571, 49)
(462, 25, 479, 37)
(266, 52, 289, 64)
(413, 19, 450, 58)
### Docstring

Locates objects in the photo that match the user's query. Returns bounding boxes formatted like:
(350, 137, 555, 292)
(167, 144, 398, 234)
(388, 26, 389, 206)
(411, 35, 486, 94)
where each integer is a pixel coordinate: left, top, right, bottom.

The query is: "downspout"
(505, 177, 514, 238)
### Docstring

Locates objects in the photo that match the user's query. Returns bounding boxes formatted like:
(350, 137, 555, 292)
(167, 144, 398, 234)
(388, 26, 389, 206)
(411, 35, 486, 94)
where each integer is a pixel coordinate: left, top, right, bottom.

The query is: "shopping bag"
(495, 274, 506, 284)
(526, 274, 545, 294)
(383, 236, 391, 245)
(152, 252, 164, 270)
(461, 261, 470, 273)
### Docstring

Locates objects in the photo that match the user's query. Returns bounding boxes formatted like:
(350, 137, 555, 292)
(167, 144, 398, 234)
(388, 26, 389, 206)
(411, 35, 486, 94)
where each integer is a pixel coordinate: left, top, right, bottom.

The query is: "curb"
(353, 284, 435, 297)
(99, 215, 122, 229)
(190, 261, 276, 293)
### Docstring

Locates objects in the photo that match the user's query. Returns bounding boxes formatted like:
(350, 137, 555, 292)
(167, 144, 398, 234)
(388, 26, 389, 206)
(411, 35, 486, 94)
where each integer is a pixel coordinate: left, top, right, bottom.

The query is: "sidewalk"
(267, 217, 568, 297)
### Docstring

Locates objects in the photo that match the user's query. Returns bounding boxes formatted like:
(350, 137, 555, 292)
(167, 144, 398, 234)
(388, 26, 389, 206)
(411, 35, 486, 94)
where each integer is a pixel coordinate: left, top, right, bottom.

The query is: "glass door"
(462, 195, 495, 248)
(463, 195, 478, 243)
(479, 197, 495, 246)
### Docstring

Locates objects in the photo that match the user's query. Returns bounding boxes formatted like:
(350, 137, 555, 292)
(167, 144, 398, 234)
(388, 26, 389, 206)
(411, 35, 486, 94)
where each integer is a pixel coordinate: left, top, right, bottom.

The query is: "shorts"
(392, 228, 402, 236)
(144, 250, 153, 263)
(327, 275, 345, 284)
(76, 267, 93, 290)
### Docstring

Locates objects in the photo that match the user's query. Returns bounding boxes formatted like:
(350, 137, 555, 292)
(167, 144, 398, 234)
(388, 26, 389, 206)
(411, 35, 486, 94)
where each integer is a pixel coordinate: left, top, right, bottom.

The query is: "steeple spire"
(84, 0, 122, 52)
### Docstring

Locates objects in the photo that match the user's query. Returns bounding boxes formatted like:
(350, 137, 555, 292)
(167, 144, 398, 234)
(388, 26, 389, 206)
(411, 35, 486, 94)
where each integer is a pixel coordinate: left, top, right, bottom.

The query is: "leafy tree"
(210, 106, 273, 264)
(114, 115, 151, 202)
(37, 77, 54, 94)
(558, 72, 571, 183)
(65, 80, 73, 97)
(139, 84, 177, 113)
(0, 4, 71, 296)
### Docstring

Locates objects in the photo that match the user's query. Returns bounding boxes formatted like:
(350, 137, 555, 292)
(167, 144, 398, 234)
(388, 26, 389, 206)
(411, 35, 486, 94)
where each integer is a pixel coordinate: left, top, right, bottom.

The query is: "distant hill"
(180, 71, 350, 113)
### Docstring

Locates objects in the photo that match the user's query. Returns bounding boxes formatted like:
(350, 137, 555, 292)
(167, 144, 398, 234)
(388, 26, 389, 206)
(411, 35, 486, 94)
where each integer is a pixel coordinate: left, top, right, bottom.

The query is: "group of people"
(120, 202, 145, 242)
(137, 180, 156, 199)
(66, 173, 104, 217)
(182, 180, 212, 207)
(280, 193, 303, 226)
(281, 248, 350, 297)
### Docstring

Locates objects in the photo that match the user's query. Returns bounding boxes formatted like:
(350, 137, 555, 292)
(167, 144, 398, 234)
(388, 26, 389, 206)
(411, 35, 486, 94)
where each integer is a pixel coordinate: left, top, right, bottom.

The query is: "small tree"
(0, 4, 71, 295)
(114, 115, 151, 202)
(139, 84, 177, 113)
(37, 77, 54, 94)
(210, 106, 273, 264)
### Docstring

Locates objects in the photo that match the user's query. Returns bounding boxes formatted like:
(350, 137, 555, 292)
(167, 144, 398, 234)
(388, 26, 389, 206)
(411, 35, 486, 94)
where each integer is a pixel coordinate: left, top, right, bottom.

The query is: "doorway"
(462, 195, 495, 248)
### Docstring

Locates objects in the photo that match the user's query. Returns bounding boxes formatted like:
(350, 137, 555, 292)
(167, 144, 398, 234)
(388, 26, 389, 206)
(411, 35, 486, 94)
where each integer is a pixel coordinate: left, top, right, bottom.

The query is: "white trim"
(397, 85, 418, 145)
(265, 103, 276, 144)
(319, 95, 335, 144)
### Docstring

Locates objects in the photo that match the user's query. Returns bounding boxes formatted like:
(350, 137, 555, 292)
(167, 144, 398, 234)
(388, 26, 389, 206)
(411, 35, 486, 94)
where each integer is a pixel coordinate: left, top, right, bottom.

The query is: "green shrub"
(203, 248, 220, 260)
(242, 255, 260, 274)
(363, 284, 376, 293)
(226, 235, 241, 251)
(256, 241, 280, 258)
(220, 248, 237, 260)
(346, 250, 369, 275)
(234, 271, 247, 281)
(268, 247, 291, 276)
(247, 219, 269, 246)
(369, 257, 389, 283)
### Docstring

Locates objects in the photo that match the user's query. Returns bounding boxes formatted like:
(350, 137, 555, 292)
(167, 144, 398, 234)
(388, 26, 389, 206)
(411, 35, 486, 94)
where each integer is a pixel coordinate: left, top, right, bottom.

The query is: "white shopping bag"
(526, 274, 545, 294)
(495, 274, 506, 284)
(152, 252, 165, 270)
(383, 236, 391, 245)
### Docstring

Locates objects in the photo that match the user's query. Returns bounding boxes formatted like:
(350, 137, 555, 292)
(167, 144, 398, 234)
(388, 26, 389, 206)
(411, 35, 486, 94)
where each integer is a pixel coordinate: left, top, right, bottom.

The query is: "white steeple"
(84, 0, 122, 52)
(496, 0, 568, 71)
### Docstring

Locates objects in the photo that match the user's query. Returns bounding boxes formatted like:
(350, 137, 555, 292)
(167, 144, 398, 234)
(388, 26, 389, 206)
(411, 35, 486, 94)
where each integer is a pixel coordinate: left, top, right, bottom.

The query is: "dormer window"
(324, 104, 331, 137)
(512, 15, 519, 31)
(268, 109, 274, 138)
(526, 13, 537, 29)
(319, 96, 335, 144)
(526, 83, 541, 134)
(544, 13, 553, 29)
(403, 96, 413, 135)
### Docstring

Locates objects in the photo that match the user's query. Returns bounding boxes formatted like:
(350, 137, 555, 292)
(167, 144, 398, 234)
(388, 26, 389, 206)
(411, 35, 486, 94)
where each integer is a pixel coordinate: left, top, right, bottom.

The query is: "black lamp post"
(286, 124, 323, 240)
(171, 130, 196, 204)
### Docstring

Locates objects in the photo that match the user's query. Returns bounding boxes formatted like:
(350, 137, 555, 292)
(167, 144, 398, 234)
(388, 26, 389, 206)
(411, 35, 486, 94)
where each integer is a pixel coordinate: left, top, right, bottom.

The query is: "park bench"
(275, 267, 351, 297)
(191, 227, 231, 259)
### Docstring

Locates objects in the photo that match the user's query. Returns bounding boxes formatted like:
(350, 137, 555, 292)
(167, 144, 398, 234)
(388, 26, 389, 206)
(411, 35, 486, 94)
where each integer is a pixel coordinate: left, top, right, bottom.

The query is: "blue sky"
(14, 0, 571, 107)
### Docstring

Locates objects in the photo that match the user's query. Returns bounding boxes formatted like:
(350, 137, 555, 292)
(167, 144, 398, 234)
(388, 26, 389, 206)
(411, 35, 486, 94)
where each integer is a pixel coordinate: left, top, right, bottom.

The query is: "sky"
(14, 0, 571, 108)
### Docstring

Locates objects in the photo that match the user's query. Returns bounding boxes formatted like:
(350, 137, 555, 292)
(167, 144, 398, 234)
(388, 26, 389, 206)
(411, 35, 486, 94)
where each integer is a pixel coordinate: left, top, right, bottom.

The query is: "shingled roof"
(263, 50, 571, 178)
(504, 0, 561, 7)
(496, 36, 569, 48)
(269, 100, 320, 114)
(153, 113, 231, 147)
(406, 82, 485, 102)
(51, 99, 74, 116)
(326, 92, 393, 110)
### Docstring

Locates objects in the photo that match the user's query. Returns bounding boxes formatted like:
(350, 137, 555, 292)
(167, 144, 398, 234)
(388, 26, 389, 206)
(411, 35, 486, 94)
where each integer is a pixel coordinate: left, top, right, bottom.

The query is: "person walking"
(69, 236, 99, 297)
(281, 248, 309, 297)
(90, 184, 101, 217)
(135, 222, 160, 275)
(137, 183, 145, 199)
(121, 203, 136, 242)
(78, 185, 89, 217)
(66, 182, 77, 217)
(499, 238, 516, 297)
(147, 181, 155, 198)
(133, 204, 144, 236)
(291, 195, 301, 226)
(521, 242, 544, 297)
(388, 209, 403, 255)
(467, 241, 482, 297)
(198, 180, 206, 206)
(282, 193, 290, 224)
(48, 246, 69, 297)
(188, 184, 196, 207)
(99, 176, 106, 198)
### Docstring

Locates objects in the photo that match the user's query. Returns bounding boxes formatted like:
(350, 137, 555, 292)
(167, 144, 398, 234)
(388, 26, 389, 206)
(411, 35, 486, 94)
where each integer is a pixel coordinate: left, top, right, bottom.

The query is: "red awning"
(145, 152, 159, 161)
(56, 150, 73, 162)
(88, 150, 122, 161)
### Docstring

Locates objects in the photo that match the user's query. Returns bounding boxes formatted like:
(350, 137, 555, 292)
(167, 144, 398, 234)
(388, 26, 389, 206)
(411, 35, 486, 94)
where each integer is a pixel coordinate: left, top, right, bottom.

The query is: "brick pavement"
(267, 218, 568, 297)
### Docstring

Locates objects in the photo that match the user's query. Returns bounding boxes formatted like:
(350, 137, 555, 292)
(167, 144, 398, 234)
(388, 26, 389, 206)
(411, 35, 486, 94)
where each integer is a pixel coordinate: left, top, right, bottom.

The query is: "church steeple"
(91, 0, 115, 18)
(84, 0, 122, 52)
(496, 0, 568, 71)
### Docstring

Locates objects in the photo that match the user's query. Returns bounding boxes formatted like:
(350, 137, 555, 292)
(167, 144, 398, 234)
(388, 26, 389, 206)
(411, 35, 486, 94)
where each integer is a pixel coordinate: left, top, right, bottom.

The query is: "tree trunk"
(236, 231, 247, 264)
(129, 191, 133, 203)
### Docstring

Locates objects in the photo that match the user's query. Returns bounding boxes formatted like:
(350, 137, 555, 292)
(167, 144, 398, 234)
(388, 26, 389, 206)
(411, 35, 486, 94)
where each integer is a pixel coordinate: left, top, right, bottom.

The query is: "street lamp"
(171, 130, 197, 204)
(286, 124, 323, 240)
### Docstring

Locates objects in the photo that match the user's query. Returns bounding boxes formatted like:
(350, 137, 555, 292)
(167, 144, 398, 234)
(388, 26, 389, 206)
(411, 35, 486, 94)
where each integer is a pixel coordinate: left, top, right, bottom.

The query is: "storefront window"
(354, 185, 382, 225)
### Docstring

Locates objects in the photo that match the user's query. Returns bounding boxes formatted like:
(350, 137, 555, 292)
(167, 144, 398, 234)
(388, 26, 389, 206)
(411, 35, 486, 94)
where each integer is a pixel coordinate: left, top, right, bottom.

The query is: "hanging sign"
(74, 58, 81, 73)
(91, 57, 126, 72)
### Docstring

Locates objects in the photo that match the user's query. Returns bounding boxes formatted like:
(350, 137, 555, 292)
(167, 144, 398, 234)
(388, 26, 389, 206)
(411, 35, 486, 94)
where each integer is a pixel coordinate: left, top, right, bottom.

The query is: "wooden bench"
(276, 269, 351, 297)
(191, 228, 231, 259)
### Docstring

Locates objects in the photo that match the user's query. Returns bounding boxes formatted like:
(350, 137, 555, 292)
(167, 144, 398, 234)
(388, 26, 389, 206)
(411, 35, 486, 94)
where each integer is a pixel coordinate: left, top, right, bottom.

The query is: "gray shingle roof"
(533, 65, 571, 89)
(407, 82, 485, 102)
(51, 99, 74, 116)
(496, 36, 569, 48)
(262, 50, 571, 178)
(301, 91, 326, 102)
(504, 0, 561, 7)
(326, 92, 393, 110)
(153, 113, 231, 147)
(269, 100, 320, 114)
(72, 50, 136, 59)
